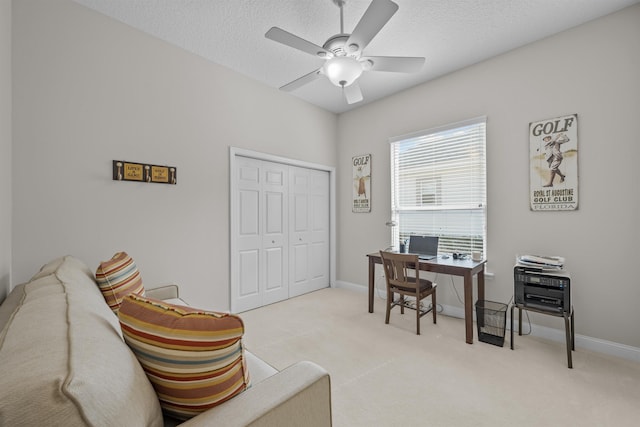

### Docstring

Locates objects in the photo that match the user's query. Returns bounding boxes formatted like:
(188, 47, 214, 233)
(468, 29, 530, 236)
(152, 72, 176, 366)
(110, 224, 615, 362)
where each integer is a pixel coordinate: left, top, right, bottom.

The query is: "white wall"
(0, 0, 11, 303)
(10, 0, 640, 350)
(337, 4, 640, 348)
(11, 0, 337, 311)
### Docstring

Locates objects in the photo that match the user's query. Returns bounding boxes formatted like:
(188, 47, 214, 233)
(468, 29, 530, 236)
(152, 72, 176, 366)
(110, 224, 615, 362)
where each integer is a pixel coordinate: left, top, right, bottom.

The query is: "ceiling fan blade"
(280, 69, 323, 92)
(265, 27, 332, 58)
(343, 82, 364, 105)
(346, 0, 399, 53)
(363, 56, 425, 73)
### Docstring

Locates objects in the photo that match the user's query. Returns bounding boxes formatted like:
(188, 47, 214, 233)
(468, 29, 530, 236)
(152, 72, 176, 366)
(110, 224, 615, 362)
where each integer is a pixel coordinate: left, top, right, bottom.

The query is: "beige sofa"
(0, 256, 332, 426)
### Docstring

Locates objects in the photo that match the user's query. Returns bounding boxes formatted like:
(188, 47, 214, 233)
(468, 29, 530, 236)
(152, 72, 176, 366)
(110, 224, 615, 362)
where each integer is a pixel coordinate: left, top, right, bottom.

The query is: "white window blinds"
(389, 117, 487, 255)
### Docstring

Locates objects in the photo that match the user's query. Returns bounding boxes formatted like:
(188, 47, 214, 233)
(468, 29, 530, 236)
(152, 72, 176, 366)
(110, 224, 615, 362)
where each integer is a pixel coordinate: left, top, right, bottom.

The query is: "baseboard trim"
(334, 280, 640, 363)
(334, 280, 367, 293)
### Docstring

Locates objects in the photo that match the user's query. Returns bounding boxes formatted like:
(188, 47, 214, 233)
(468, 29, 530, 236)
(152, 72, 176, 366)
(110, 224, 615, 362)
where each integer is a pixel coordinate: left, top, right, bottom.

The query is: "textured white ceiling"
(73, 0, 639, 114)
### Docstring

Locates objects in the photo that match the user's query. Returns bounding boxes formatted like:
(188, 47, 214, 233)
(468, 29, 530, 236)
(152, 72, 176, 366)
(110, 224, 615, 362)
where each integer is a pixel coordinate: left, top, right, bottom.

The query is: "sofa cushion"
(95, 251, 145, 312)
(0, 256, 163, 426)
(118, 294, 251, 420)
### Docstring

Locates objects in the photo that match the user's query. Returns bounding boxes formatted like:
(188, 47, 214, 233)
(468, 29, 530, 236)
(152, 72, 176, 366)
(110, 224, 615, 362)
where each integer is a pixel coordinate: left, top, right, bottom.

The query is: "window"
(390, 117, 487, 255)
(416, 177, 440, 205)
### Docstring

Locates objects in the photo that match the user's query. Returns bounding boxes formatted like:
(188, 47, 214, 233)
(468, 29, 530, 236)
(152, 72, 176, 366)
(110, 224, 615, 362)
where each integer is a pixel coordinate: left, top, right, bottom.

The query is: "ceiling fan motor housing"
(322, 34, 359, 58)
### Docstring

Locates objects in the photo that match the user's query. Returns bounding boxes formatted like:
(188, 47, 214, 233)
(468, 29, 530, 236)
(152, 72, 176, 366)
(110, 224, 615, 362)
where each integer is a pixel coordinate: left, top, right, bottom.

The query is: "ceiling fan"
(265, 0, 425, 105)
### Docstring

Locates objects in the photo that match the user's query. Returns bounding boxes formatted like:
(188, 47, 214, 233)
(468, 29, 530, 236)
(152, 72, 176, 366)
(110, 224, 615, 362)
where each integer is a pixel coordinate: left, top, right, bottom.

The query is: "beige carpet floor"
(241, 287, 640, 427)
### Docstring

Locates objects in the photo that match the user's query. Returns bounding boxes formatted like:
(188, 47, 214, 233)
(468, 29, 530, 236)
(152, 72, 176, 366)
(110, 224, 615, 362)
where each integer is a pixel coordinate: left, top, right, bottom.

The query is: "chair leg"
(400, 295, 405, 314)
(385, 290, 392, 325)
(432, 292, 437, 324)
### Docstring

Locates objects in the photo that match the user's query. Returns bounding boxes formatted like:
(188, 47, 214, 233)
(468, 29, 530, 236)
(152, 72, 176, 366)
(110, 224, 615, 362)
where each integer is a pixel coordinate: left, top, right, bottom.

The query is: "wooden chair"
(380, 251, 437, 335)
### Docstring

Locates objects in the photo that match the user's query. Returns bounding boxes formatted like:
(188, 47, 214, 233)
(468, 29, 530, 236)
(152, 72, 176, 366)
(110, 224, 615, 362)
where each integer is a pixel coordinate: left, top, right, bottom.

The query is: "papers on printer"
(516, 254, 565, 270)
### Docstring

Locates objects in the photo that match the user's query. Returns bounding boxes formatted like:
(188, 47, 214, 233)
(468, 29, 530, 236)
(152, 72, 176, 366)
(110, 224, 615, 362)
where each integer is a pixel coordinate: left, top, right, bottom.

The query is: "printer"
(514, 265, 571, 313)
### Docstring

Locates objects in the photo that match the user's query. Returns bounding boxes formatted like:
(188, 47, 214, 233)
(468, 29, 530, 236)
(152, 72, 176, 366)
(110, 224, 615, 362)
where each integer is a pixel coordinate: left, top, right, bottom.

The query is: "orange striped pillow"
(95, 252, 145, 313)
(117, 294, 251, 420)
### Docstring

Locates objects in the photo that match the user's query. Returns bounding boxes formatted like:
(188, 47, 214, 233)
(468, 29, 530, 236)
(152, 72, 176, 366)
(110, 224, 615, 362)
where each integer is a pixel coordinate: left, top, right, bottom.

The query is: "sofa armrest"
(180, 361, 332, 427)
(145, 284, 180, 301)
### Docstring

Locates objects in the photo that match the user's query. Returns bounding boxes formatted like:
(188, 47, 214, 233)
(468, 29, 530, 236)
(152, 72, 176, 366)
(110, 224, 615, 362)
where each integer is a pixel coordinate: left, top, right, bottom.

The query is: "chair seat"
(393, 277, 434, 294)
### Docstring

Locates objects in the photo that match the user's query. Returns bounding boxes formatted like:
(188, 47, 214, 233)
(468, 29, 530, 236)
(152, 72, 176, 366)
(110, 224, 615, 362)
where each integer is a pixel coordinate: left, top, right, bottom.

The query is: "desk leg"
(463, 269, 485, 344)
(464, 272, 473, 344)
(368, 256, 375, 313)
(518, 307, 523, 336)
(477, 269, 485, 302)
(564, 312, 573, 369)
(571, 309, 575, 350)
(510, 304, 515, 350)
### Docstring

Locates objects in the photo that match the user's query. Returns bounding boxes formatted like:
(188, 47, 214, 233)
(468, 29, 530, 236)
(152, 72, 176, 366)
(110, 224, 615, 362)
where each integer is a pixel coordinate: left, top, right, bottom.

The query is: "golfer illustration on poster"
(529, 114, 578, 211)
(352, 154, 371, 213)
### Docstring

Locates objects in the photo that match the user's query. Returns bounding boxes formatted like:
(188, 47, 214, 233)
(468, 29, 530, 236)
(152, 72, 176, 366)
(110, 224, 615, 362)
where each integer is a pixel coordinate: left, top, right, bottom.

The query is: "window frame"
(389, 116, 487, 256)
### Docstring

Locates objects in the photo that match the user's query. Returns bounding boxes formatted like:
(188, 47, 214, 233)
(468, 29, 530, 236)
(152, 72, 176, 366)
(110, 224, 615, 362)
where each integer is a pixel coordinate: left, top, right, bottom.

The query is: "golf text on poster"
(529, 114, 578, 211)
(352, 154, 371, 213)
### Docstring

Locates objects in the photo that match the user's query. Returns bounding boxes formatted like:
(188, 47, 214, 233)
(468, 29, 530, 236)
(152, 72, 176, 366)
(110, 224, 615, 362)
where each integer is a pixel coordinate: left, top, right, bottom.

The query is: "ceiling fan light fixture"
(323, 56, 363, 87)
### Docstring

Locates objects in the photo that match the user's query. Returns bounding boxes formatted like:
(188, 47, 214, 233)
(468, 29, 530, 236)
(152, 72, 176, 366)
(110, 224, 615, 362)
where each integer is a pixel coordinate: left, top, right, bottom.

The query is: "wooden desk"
(367, 253, 487, 344)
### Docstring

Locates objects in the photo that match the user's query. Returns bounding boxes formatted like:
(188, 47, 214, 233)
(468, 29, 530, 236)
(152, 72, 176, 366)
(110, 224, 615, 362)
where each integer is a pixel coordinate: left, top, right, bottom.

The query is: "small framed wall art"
(352, 154, 371, 213)
(113, 160, 177, 185)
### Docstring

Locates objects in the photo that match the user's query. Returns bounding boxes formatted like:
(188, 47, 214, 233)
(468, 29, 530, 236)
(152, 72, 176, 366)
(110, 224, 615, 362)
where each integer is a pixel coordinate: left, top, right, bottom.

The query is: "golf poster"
(352, 154, 371, 213)
(529, 114, 578, 211)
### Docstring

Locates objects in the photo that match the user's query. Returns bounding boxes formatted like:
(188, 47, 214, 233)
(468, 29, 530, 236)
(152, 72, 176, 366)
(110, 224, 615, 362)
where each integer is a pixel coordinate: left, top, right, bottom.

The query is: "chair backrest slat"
(380, 251, 420, 291)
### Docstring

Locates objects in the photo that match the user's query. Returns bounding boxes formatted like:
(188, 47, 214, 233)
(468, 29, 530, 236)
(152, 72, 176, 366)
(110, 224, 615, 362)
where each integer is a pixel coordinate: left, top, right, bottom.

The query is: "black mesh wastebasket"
(475, 300, 507, 347)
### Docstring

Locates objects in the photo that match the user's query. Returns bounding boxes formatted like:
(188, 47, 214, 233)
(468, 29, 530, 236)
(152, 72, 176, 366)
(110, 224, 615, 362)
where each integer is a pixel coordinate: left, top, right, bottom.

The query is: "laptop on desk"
(408, 235, 439, 260)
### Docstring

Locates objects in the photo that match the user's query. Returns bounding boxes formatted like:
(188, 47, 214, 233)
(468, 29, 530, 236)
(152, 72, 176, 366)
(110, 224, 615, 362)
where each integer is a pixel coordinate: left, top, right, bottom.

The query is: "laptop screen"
(409, 235, 439, 257)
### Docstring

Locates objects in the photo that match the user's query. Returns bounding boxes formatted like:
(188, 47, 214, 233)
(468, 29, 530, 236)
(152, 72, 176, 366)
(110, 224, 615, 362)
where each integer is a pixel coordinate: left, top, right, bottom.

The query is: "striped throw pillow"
(95, 252, 145, 313)
(117, 294, 251, 420)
